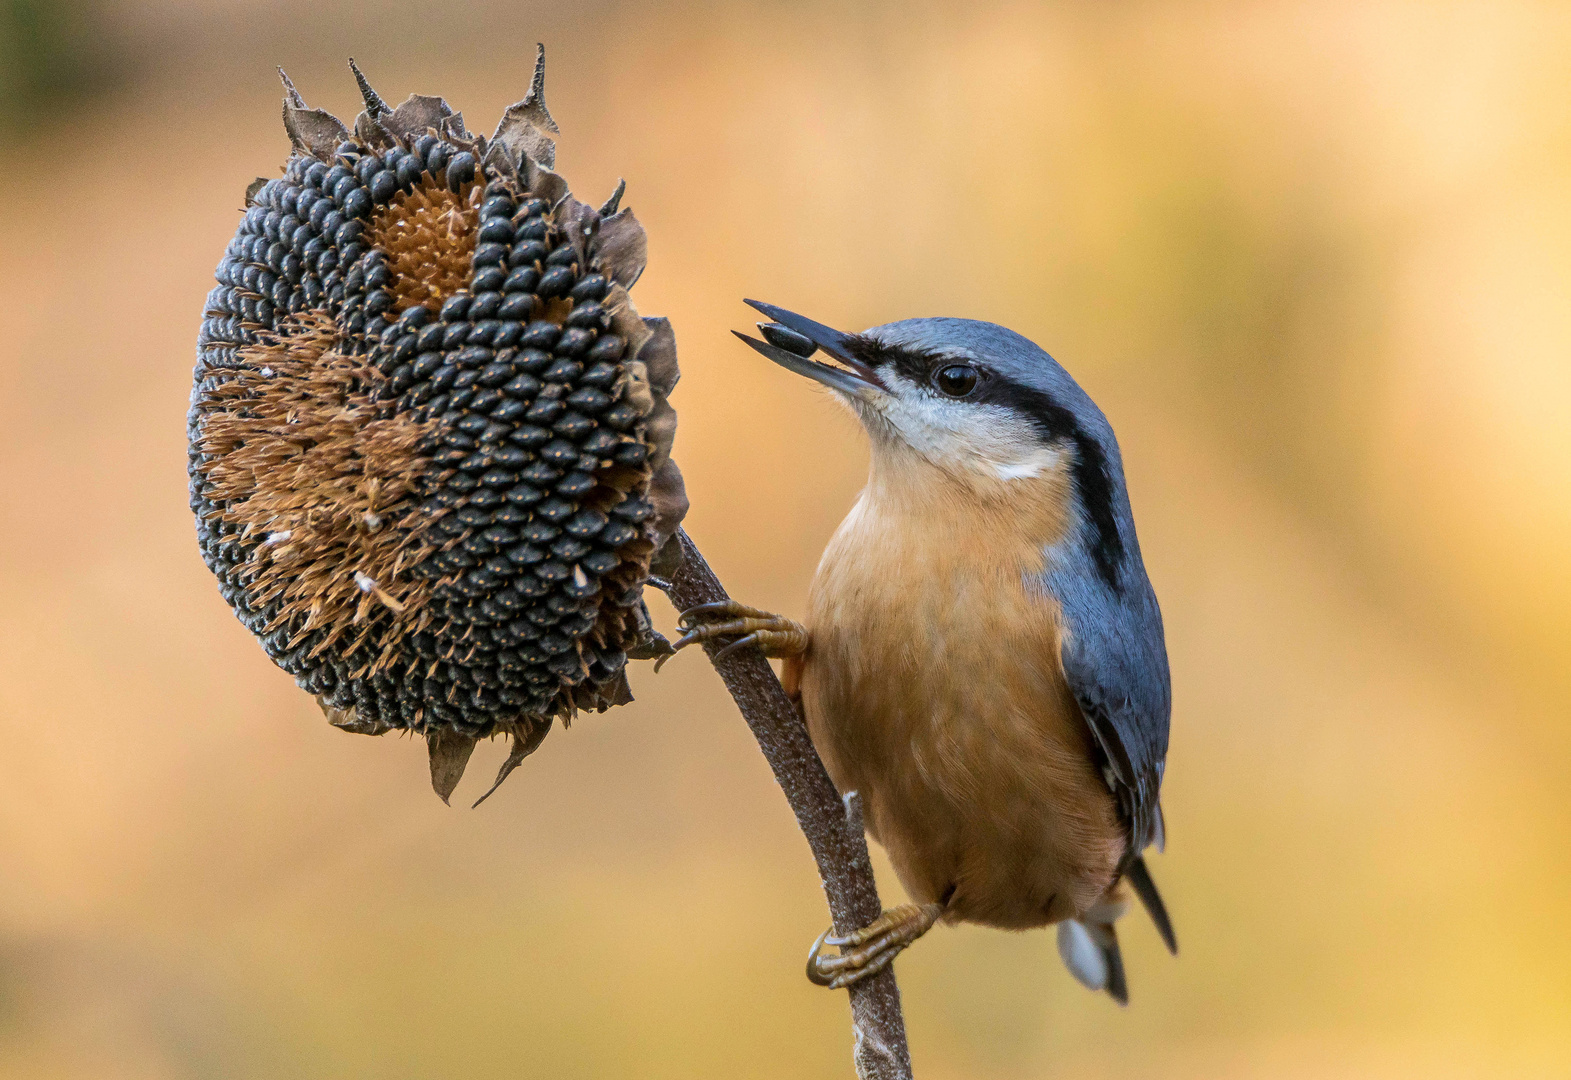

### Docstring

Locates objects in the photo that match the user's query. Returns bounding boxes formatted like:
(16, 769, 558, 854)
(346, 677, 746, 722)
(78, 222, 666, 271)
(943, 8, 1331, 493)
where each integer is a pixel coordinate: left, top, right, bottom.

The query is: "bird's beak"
(731, 299, 884, 399)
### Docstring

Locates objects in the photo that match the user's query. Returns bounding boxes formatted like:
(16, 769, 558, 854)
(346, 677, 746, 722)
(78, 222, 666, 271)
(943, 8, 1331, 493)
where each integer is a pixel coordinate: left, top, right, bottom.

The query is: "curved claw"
(668, 628, 709, 652)
(651, 623, 721, 673)
(711, 632, 762, 663)
(676, 600, 745, 628)
(657, 601, 808, 674)
(652, 622, 741, 672)
(803, 902, 944, 990)
(807, 927, 902, 990)
(806, 926, 836, 986)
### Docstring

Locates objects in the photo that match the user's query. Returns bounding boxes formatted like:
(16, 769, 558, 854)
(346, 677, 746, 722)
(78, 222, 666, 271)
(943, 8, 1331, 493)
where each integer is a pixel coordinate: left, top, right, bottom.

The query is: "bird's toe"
(806, 902, 943, 990)
(656, 600, 808, 671)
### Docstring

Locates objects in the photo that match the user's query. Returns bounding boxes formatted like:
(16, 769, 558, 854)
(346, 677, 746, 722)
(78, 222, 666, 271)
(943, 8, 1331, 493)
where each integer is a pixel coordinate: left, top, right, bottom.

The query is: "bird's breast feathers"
(800, 451, 1125, 925)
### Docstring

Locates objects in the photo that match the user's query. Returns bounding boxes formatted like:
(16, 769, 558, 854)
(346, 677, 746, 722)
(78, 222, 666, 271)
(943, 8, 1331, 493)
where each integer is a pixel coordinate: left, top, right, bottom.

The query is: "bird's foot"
(806, 902, 944, 990)
(655, 600, 808, 672)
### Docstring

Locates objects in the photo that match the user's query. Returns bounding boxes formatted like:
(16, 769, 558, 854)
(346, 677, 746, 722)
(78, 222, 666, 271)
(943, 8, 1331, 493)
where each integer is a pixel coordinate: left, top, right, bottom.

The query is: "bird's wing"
(1053, 572, 1171, 859)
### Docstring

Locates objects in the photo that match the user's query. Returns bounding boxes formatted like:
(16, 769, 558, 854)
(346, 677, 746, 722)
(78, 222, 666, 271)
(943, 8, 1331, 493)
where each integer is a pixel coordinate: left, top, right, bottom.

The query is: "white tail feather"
(1056, 920, 1108, 991)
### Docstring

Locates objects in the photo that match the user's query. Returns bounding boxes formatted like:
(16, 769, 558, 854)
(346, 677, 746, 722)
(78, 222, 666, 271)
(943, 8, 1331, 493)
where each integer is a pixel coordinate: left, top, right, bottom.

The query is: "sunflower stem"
(662, 528, 914, 1080)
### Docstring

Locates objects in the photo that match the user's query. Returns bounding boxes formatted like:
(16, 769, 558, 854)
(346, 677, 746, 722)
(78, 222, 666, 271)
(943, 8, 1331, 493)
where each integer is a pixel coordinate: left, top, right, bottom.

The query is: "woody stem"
(661, 528, 914, 1080)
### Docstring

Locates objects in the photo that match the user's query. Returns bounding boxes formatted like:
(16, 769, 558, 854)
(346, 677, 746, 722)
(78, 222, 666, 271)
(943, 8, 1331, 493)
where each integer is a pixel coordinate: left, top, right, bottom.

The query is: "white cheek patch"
(861, 370, 1065, 481)
(994, 448, 1065, 480)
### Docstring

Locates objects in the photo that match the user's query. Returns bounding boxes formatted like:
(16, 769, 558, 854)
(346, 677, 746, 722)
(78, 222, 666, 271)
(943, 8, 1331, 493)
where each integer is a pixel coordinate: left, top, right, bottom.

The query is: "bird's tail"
(1056, 857, 1176, 1005)
(1056, 892, 1130, 1005)
(1126, 854, 1178, 955)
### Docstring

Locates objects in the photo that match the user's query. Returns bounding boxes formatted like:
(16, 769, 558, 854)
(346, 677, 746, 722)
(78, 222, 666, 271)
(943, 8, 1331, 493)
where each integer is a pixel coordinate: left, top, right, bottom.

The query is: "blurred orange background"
(1, 1, 1569, 1077)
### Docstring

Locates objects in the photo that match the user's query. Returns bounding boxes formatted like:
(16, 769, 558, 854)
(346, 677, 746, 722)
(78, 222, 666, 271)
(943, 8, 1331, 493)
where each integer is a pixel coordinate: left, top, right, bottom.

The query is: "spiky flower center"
(190, 130, 663, 742)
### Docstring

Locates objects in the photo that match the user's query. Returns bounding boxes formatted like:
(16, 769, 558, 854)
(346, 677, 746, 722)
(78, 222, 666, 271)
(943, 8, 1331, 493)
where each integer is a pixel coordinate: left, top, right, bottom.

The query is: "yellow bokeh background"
(1, 2, 1568, 1076)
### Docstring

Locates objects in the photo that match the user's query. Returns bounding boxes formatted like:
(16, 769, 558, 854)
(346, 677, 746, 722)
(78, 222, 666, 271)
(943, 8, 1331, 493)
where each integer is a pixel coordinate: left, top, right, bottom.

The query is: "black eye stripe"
(841, 336, 984, 389)
(979, 380, 1125, 592)
(842, 334, 1125, 592)
(842, 335, 939, 384)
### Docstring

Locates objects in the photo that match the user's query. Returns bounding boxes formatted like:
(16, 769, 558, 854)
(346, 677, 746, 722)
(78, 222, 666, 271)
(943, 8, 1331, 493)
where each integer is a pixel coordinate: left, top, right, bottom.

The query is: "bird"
(666, 299, 1176, 1003)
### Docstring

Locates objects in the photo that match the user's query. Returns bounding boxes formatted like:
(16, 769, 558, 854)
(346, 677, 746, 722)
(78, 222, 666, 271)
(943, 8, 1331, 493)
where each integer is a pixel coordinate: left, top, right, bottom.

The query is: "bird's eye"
(933, 364, 979, 398)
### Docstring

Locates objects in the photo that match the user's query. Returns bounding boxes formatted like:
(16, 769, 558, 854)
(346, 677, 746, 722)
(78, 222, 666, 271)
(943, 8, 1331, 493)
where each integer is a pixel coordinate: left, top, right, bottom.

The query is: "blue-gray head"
(734, 300, 1131, 591)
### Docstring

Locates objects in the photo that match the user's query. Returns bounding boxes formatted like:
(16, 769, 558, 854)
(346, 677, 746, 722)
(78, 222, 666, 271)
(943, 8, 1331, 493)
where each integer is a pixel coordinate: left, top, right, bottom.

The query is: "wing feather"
(1051, 560, 1171, 860)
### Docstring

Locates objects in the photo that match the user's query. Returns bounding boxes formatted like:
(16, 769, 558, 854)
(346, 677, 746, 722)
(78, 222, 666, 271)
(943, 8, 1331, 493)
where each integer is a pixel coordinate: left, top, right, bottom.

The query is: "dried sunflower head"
(189, 48, 687, 803)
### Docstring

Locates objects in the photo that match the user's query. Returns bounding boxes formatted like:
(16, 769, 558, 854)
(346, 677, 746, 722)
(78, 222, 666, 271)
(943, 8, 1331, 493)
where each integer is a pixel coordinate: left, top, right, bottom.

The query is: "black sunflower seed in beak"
(732, 300, 883, 397)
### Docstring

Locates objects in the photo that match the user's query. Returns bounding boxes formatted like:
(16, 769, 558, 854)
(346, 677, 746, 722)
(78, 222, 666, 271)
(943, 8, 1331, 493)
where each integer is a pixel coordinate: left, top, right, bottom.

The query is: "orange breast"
(800, 445, 1125, 928)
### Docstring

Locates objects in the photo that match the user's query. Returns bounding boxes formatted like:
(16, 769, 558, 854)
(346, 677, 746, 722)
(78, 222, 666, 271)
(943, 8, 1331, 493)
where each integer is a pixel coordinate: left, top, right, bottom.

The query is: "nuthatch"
(671, 300, 1175, 1002)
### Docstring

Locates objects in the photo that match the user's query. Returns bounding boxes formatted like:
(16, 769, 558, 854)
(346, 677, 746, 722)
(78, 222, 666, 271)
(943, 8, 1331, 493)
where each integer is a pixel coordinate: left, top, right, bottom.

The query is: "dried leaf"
(598, 178, 626, 217)
(283, 108, 349, 161)
(354, 110, 395, 150)
(521, 154, 569, 208)
(384, 93, 455, 141)
(318, 697, 388, 735)
(647, 458, 689, 551)
(628, 598, 676, 659)
(471, 723, 551, 808)
(556, 195, 596, 262)
(622, 359, 655, 417)
(277, 67, 306, 110)
(603, 284, 654, 362)
(595, 208, 647, 288)
(638, 316, 679, 396)
(491, 43, 559, 169)
(644, 396, 677, 472)
(647, 535, 685, 583)
(279, 69, 348, 161)
(348, 58, 389, 116)
(427, 729, 478, 804)
(605, 671, 635, 706)
(481, 138, 520, 183)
